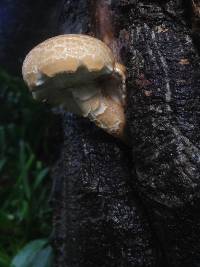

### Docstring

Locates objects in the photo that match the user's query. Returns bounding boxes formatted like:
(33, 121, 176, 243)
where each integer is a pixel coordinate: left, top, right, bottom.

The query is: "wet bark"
(52, 1, 200, 266)
(125, 1, 200, 266)
(52, 1, 159, 266)
(52, 115, 158, 267)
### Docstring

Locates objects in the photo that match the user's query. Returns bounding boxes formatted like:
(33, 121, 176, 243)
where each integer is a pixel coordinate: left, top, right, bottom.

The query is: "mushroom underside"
(30, 65, 125, 116)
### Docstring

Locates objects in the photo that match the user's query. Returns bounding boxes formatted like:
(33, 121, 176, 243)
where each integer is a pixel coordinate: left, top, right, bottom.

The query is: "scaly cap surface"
(22, 34, 115, 89)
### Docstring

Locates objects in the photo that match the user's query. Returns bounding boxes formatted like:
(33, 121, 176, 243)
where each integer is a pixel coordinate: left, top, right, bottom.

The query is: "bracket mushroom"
(22, 34, 126, 139)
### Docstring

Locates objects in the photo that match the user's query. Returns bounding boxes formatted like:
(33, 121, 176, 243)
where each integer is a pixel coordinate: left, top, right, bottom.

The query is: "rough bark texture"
(125, 1, 200, 266)
(52, 115, 158, 267)
(52, 1, 159, 266)
(52, 1, 200, 266)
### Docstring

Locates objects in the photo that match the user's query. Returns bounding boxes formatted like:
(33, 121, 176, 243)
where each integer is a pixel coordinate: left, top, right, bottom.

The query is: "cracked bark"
(52, 1, 200, 266)
(52, 115, 158, 267)
(125, 1, 200, 266)
(52, 1, 159, 266)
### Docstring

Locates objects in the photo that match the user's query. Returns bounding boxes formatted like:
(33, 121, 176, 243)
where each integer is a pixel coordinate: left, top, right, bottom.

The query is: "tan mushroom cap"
(22, 34, 116, 89)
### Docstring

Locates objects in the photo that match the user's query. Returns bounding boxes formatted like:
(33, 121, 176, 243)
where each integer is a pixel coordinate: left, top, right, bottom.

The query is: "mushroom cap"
(22, 34, 126, 140)
(22, 34, 116, 89)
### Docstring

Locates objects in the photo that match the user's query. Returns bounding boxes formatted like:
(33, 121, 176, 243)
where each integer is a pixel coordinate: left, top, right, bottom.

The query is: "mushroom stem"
(71, 85, 126, 139)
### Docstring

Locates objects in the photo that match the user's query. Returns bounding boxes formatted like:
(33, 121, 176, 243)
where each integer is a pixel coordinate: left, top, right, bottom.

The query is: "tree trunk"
(52, 1, 160, 266)
(126, 1, 200, 266)
(52, 114, 159, 267)
(52, 1, 200, 266)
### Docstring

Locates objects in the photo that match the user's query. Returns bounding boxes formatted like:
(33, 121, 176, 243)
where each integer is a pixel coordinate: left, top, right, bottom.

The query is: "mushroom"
(22, 34, 126, 139)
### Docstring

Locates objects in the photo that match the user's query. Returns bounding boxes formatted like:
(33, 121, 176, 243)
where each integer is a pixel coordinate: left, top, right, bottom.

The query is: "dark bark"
(52, 1, 159, 266)
(52, 115, 158, 267)
(190, 0, 200, 53)
(125, 1, 200, 266)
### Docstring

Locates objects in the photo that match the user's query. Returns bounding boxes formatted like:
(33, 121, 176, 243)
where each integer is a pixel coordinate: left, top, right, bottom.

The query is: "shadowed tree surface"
(52, 115, 158, 267)
(125, 1, 200, 266)
(52, 1, 159, 266)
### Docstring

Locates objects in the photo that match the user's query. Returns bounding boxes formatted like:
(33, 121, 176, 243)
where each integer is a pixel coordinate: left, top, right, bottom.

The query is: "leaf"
(18, 200, 29, 221)
(29, 246, 54, 267)
(0, 158, 6, 172)
(0, 250, 10, 267)
(0, 257, 9, 267)
(11, 239, 48, 267)
(18, 146, 35, 200)
(33, 168, 49, 190)
(0, 211, 14, 231)
(0, 126, 6, 153)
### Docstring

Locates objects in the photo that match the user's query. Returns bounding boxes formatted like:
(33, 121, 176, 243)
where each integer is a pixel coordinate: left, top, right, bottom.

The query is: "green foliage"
(11, 239, 53, 267)
(0, 70, 55, 267)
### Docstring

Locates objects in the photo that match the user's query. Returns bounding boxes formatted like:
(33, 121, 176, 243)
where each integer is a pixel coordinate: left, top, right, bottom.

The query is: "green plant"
(11, 239, 53, 267)
(0, 69, 55, 266)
